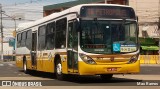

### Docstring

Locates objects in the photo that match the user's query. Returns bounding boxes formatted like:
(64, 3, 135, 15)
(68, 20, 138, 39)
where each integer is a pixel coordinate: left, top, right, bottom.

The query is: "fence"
(0, 55, 14, 62)
(139, 55, 160, 64)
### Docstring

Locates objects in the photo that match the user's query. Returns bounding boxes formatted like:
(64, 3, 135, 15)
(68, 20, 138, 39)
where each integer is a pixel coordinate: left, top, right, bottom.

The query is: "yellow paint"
(35, 56, 54, 73)
(36, 57, 43, 71)
(139, 55, 145, 64)
(12, 31, 16, 37)
(26, 56, 32, 69)
(149, 55, 156, 64)
(139, 55, 160, 64)
(62, 61, 68, 74)
(78, 60, 140, 75)
(42, 60, 54, 73)
(93, 55, 131, 65)
(15, 55, 54, 73)
(16, 56, 23, 68)
(67, 69, 79, 74)
(68, 69, 74, 73)
(16, 53, 141, 76)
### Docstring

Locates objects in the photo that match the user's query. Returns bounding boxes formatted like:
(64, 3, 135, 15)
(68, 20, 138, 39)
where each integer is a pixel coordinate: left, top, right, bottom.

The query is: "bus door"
(31, 31, 37, 69)
(67, 20, 78, 73)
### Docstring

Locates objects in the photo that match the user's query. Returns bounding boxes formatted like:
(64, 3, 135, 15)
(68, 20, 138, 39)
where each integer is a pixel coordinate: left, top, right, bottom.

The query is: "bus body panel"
(35, 51, 54, 72)
(41, 60, 54, 73)
(16, 55, 23, 68)
(36, 56, 43, 71)
(26, 56, 32, 69)
(61, 55, 68, 74)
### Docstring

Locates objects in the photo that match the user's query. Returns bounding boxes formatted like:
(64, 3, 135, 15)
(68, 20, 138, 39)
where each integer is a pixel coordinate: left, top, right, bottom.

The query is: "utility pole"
(158, 0, 160, 31)
(105, 0, 107, 4)
(159, 0, 160, 63)
(0, 4, 3, 61)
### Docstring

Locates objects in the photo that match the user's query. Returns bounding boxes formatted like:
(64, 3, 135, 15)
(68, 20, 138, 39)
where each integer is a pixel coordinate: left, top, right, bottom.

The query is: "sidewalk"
(0, 61, 15, 64)
(140, 64, 160, 66)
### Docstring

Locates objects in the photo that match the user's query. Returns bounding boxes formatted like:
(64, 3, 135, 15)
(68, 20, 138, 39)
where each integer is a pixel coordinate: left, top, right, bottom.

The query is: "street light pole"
(2, 12, 17, 61)
(105, 0, 107, 4)
(13, 18, 16, 50)
(2, 13, 16, 32)
(0, 4, 3, 61)
(158, 0, 160, 63)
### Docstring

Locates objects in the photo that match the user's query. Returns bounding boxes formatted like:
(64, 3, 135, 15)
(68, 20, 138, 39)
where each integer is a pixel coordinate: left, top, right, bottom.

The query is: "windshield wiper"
(93, 18, 101, 31)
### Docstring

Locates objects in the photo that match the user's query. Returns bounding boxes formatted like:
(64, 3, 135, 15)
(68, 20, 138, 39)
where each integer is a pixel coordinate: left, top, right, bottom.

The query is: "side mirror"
(121, 19, 126, 29)
(136, 16, 138, 21)
(137, 24, 139, 35)
(75, 18, 81, 32)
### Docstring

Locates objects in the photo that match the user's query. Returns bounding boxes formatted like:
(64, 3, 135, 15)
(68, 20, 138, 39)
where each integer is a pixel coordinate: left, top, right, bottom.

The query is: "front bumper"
(78, 60, 140, 75)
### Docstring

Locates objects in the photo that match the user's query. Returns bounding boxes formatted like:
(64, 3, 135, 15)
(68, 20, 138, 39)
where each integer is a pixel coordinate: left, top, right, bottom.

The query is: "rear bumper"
(78, 60, 140, 75)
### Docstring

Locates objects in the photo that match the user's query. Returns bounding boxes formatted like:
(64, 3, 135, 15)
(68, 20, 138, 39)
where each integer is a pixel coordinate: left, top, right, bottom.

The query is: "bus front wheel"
(100, 74, 113, 80)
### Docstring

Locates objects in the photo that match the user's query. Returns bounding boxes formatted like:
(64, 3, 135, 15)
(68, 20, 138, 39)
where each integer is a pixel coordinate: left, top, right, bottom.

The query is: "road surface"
(0, 61, 160, 88)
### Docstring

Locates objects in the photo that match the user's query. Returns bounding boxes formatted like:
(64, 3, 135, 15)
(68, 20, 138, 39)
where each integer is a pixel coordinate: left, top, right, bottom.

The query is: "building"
(43, 0, 129, 16)
(0, 36, 15, 60)
(0, 42, 14, 60)
(129, 0, 160, 55)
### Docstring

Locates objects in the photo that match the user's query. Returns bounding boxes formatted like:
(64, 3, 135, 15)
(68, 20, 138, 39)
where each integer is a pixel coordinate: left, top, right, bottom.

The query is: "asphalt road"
(0, 62, 160, 77)
(0, 61, 160, 87)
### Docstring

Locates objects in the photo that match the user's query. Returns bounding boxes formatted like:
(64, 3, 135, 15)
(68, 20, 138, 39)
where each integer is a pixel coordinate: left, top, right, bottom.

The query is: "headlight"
(128, 54, 139, 64)
(79, 53, 96, 64)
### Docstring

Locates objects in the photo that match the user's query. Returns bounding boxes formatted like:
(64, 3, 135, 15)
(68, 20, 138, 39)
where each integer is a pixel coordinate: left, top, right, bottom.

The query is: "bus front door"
(31, 32, 37, 69)
(67, 20, 78, 73)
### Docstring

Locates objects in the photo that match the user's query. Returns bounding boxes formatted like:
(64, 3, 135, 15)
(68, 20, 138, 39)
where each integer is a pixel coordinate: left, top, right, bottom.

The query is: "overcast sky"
(0, 0, 74, 37)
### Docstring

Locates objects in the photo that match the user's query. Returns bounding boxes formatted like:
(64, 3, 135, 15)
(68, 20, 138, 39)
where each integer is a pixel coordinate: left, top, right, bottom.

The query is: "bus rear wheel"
(100, 74, 113, 80)
(23, 61, 28, 74)
(55, 60, 66, 80)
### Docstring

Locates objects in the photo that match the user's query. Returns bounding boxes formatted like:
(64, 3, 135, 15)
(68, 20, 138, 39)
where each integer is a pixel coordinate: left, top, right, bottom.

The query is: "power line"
(2, 0, 53, 7)
(0, 4, 4, 61)
(2, 0, 75, 7)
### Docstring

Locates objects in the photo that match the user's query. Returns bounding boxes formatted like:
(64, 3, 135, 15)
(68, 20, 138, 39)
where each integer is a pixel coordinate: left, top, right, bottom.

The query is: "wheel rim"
(23, 62, 27, 72)
(56, 63, 62, 75)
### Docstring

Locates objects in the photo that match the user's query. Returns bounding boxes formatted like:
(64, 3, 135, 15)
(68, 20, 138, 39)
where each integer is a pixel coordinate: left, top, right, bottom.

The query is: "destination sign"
(80, 6, 136, 19)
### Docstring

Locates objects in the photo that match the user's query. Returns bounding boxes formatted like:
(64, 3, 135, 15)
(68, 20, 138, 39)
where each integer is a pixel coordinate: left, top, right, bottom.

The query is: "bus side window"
(55, 18, 67, 48)
(26, 30, 32, 50)
(38, 25, 46, 51)
(46, 22, 55, 50)
(17, 33, 22, 48)
(21, 31, 27, 47)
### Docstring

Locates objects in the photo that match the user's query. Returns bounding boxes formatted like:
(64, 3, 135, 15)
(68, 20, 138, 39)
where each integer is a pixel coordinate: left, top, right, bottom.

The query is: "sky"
(0, 0, 74, 38)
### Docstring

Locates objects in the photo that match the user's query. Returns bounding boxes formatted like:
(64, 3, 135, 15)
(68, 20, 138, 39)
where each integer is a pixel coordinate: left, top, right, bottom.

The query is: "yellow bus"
(16, 4, 140, 80)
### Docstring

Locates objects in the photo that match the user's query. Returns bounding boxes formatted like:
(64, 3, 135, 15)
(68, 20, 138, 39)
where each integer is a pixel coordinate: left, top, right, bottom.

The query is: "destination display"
(80, 6, 136, 19)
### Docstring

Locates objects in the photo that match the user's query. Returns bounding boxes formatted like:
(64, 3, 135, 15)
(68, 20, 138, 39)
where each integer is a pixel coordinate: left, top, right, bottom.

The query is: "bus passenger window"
(17, 33, 22, 47)
(38, 25, 46, 51)
(46, 22, 55, 50)
(21, 31, 26, 47)
(26, 30, 32, 50)
(55, 18, 67, 48)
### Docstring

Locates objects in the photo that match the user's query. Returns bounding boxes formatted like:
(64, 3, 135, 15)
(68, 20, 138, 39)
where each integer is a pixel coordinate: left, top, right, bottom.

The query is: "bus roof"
(17, 4, 133, 32)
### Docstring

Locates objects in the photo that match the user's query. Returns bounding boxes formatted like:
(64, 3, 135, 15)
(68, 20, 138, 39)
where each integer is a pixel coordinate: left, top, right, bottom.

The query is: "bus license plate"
(107, 68, 117, 72)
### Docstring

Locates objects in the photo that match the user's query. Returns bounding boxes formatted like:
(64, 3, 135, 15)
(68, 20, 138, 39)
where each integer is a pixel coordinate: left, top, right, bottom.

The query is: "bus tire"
(23, 58, 28, 74)
(100, 74, 113, 80)
(55, 59, 66, 80)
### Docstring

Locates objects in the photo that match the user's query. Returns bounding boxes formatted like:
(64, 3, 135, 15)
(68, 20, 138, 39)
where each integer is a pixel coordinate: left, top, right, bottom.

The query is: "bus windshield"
(80, 20, 138, 54)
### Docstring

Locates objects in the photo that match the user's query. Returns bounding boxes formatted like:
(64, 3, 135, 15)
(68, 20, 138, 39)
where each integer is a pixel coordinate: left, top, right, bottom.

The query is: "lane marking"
(0, 64, 4, 66)
(8, 64, 13, 66)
